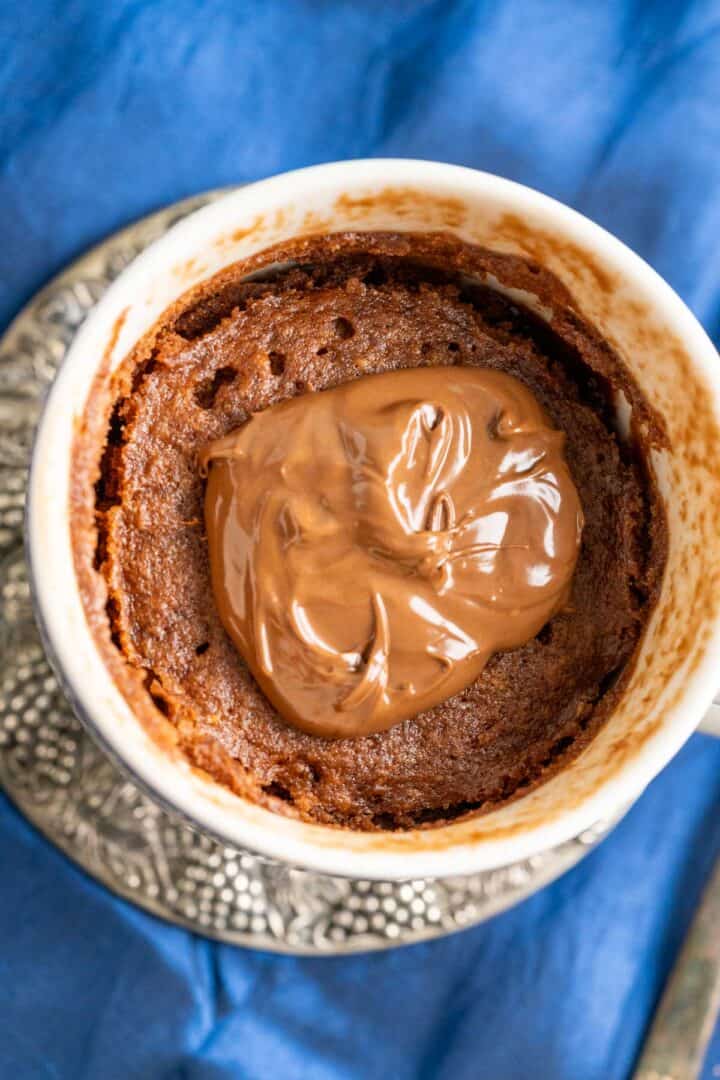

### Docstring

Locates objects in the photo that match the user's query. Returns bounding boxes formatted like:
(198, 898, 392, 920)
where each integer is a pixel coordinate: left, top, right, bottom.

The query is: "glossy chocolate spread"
(201, 367, 583, 737)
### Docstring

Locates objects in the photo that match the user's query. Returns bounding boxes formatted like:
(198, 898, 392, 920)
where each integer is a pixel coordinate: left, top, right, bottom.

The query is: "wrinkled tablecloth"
(1, 3, 719, 1077)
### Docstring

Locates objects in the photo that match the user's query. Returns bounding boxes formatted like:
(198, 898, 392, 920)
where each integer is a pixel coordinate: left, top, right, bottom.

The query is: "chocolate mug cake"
(72, 231, 666, 830)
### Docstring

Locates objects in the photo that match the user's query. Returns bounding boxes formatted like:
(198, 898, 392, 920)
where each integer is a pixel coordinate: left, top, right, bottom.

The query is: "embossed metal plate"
(0, 192, 614, 954)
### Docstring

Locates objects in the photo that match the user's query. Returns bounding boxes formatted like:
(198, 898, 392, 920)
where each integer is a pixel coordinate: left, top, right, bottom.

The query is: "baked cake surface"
(73, 232, 666, 829)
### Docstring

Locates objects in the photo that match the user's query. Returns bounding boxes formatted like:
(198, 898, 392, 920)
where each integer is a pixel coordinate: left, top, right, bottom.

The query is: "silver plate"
(0, 192, 615, 954)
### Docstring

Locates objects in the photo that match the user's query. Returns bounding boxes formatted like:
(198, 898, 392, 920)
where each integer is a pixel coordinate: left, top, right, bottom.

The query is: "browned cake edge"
(69, 231, 668, 830)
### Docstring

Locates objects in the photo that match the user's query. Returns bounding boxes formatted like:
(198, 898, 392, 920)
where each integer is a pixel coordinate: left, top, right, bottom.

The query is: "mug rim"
(26, 159, 720, 879)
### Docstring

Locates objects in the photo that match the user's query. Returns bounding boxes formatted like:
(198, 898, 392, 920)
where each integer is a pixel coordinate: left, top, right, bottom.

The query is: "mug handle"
(699, 693, 720, 737)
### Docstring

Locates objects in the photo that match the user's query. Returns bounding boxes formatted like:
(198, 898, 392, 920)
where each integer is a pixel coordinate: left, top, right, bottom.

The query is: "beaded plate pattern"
(0, 192, 615, 954)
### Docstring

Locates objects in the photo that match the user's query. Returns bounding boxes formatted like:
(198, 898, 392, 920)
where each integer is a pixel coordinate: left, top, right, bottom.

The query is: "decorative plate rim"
(0, 191, 617, 954)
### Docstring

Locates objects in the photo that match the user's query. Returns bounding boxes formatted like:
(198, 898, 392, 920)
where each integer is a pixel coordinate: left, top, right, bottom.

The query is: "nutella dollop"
(201, 367, 583, 738)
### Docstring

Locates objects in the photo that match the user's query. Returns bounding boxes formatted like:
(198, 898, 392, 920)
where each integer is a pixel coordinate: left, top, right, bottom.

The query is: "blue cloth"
(2, 2, 719, 1077)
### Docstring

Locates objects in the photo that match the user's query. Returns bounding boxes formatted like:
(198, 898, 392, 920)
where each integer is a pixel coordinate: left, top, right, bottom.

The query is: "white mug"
(27, 160, 720, 880)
